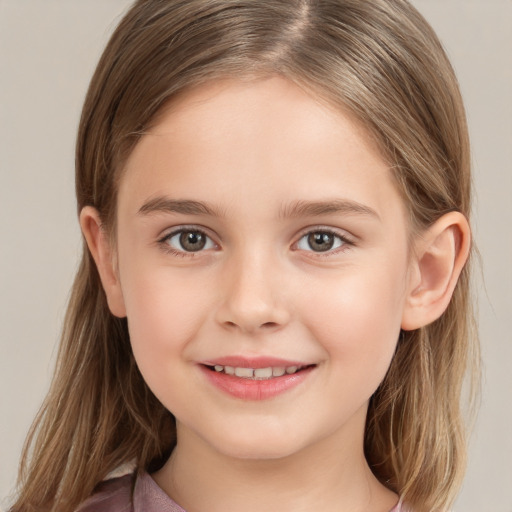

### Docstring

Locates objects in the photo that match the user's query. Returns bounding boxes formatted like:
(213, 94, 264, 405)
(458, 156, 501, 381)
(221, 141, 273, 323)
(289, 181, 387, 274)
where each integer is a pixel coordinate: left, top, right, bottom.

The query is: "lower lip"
(200, 365, 315, 401)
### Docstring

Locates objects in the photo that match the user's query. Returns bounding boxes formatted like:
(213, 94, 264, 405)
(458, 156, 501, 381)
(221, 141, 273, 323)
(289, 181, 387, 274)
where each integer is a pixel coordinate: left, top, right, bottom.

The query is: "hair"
(11, 1, 479, 511)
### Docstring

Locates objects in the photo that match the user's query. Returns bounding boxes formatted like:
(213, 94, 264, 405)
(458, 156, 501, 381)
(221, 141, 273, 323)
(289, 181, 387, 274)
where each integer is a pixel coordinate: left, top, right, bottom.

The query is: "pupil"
(180, 231, 206, 252)
(308, 232, 334, 252)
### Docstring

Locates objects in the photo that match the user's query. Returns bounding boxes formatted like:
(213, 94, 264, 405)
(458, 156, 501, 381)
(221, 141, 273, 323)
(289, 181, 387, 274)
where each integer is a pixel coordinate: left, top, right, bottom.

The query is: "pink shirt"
(78, 472, 405, 511)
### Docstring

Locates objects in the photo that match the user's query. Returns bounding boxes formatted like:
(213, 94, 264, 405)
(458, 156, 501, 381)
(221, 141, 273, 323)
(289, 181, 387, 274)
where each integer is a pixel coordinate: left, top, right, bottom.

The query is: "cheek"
(120, 267, 212, 381)
(300, 262, 407, 386)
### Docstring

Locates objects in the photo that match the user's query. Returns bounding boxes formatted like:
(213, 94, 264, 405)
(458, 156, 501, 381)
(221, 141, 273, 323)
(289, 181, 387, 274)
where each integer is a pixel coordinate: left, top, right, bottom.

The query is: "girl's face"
(113, 76, 415, 459)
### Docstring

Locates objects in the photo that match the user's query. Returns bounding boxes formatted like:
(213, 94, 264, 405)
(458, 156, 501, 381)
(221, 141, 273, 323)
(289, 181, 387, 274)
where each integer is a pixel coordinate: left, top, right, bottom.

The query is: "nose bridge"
(216, 245, 289, 333)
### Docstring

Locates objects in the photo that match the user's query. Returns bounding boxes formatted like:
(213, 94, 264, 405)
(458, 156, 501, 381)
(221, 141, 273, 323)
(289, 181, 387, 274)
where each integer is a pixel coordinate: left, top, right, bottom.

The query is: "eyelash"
(157, 226, 355, 257)
(158, 227, 216, 257)
(294, 228, 355, 256)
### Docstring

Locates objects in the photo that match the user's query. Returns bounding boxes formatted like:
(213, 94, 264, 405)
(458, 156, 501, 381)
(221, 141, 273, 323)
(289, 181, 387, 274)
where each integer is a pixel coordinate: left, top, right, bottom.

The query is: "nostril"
(221, 320, 280, 332)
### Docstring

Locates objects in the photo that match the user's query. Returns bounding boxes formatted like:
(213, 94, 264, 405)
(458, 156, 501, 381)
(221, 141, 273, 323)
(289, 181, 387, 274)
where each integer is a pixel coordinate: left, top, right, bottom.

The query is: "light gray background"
(1, 1, 511, 510)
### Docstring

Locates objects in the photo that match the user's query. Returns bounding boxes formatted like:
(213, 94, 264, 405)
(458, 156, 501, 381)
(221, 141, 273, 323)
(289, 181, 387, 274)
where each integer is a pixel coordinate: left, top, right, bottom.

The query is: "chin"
(203, 424, 311, 461)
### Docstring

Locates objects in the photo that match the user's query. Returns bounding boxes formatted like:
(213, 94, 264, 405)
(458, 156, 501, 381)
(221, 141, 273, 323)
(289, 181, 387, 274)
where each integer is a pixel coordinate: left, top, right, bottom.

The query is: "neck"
(153, 408, 398, 512)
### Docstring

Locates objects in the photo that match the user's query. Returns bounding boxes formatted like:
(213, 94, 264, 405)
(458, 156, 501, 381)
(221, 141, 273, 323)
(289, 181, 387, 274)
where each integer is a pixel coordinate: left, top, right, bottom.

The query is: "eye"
(296, 230, 348, 253)
(162, 229, 216, 253)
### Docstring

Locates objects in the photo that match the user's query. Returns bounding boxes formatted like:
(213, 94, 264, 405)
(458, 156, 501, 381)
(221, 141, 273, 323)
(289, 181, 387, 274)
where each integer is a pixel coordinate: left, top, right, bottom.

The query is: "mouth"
(203, 363, 314, 380)
(199, 359, 317, 400)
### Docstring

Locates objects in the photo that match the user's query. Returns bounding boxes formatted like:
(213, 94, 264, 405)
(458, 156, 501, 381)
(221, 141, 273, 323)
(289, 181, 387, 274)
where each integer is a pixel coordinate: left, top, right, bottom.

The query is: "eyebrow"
(137, 196, 380, 221)
(279, 199, 380, 220)
(138, 197, 223, 217)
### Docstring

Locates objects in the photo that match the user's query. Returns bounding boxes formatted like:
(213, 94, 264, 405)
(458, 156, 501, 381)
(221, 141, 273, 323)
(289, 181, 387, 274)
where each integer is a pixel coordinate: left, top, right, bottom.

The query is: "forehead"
(119, 76, 404, 223)
(149, 75, 382, 158)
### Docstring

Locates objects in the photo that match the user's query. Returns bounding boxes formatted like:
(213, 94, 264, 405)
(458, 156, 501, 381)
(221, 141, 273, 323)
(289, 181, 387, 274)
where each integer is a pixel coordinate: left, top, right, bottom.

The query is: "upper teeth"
(213, 365, 300, 379)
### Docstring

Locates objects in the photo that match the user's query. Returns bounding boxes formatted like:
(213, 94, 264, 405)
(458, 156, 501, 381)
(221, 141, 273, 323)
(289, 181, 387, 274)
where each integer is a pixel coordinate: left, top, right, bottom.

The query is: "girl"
(11, 1, 479, 511)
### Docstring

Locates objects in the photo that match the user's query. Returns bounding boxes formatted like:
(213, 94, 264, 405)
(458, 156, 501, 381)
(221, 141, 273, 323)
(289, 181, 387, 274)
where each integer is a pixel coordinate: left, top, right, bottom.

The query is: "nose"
(215, 252, 291, 334)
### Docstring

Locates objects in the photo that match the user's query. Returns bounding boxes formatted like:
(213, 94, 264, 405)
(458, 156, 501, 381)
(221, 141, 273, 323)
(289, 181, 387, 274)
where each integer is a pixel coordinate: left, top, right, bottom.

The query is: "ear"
(401, 211, 471, 331)
(80, 206, 127, 318)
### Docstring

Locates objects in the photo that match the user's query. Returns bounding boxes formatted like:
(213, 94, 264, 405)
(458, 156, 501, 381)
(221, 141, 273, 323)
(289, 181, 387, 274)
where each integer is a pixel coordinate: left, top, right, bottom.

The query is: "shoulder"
(76, 470, 185, 512)
(77, 473, 134, 512)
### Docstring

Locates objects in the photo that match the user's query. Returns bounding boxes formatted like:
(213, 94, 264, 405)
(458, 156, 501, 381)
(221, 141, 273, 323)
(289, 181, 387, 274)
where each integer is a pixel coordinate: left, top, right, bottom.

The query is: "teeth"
(210, 364, 303, 379)
(254, 367, 272, 379)
(272, 367, 286, 377)
(235, 367, 254, 378)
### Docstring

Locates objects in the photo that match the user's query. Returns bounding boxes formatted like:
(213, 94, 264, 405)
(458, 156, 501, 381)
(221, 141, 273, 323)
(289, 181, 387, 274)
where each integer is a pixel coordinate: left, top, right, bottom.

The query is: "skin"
(82, 76, 470, 512)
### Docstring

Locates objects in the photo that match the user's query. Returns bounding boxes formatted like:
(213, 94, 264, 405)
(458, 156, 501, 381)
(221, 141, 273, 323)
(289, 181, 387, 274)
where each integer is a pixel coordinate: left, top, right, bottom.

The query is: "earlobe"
(79, 206, 127, 318)
(401, 211, 470, 331)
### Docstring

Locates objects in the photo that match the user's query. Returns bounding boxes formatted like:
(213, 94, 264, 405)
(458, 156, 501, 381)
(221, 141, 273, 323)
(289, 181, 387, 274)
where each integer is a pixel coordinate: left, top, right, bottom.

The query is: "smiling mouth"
(200, 361, 316, 400)
(203, 364, 315, 380)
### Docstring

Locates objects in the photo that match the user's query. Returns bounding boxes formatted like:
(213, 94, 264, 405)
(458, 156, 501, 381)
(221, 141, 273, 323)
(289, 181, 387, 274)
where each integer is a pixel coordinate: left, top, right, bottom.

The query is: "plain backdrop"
(1, 1, 511, 510)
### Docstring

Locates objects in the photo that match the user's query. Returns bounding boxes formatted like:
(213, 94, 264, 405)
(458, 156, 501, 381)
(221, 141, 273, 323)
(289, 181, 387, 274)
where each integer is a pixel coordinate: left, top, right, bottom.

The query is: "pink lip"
(198, 356, 316, 401)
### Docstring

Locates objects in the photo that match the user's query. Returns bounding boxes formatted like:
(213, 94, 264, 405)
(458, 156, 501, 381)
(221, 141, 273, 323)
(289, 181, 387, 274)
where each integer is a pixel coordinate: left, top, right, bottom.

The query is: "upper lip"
(201, 356, 312, 369)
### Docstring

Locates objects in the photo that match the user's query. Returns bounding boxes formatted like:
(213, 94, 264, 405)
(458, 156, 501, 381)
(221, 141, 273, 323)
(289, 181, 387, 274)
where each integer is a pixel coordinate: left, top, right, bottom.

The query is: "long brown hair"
(11, 1, 479, 511)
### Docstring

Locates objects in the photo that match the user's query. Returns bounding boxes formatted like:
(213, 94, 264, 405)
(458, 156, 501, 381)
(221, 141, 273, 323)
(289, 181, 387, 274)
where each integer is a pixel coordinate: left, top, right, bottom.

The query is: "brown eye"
(307, 232, 335, 252)
(164, 229, 214, 253)
(296, 230, 347, 253)
(180, 231, 206, 251)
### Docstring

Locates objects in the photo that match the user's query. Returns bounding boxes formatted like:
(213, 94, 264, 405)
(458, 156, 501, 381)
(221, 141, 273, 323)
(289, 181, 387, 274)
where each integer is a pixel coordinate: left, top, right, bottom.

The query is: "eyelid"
(157, 225, 219, 254)
(158, 223, 218, 240)
(155, 224, 355, 256)
(292, 226, 356, 254)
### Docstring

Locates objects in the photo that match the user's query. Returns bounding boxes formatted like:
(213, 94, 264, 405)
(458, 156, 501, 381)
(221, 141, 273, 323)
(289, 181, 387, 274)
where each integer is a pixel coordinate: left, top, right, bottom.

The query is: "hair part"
(12, 1, 479, 511)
